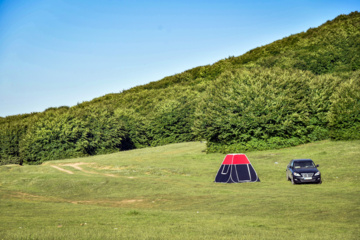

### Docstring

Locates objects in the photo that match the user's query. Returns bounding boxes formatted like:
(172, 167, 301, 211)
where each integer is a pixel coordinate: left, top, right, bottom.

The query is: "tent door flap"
(221, 165, 230, 174)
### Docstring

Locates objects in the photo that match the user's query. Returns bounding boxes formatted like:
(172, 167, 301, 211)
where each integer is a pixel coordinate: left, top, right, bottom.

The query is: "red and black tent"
(215, 154, 260, 183)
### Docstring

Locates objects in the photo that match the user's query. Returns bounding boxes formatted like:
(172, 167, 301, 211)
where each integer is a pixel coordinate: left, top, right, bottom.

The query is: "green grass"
(1, 140, 359, 239)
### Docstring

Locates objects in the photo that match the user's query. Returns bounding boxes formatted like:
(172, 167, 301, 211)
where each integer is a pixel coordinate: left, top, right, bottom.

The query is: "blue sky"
(0, 0, 358, 117)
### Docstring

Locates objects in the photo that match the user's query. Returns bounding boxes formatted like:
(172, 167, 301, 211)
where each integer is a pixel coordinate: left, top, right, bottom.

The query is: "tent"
(214, 154, 260, 183)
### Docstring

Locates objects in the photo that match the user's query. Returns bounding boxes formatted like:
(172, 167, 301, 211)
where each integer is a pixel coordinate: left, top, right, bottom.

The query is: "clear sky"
(0, 0, 358, 117)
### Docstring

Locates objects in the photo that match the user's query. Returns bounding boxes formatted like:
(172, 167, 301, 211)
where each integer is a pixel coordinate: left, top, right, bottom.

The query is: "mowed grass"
(0, 140, 359, 240)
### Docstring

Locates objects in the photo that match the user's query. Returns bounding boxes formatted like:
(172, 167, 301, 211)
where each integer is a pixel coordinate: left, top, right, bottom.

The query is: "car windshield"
(294, 161, 315, 168)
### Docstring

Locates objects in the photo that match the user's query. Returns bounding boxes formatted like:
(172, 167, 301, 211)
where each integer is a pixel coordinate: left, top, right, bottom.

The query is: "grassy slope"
(1, 140, 359, 239)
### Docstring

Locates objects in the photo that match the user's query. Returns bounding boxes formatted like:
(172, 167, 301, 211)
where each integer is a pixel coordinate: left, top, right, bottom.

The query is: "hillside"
(1, 12, 360, 165)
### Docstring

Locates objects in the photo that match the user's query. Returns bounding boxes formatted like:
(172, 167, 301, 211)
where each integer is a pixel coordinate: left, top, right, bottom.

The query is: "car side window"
(290, 161, 294, 168)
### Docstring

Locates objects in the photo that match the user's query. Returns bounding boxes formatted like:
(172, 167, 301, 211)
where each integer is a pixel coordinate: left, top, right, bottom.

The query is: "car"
(286, 159, 322, 184)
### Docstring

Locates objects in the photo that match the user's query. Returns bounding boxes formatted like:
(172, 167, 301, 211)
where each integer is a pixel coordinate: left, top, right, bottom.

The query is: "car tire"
(291, 177, 296, 185)
(318, 179, 322, 184)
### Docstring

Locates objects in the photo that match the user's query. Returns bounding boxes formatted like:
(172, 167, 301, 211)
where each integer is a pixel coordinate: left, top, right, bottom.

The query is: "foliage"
(148, 90, 197, 146)
(18, 108, 130, 165)
(194, 68, 320, 152)
(328, 71, 360, 140)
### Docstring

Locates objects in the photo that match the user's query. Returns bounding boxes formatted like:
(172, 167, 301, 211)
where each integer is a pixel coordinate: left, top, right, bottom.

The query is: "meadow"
(1, 140, 359, 239)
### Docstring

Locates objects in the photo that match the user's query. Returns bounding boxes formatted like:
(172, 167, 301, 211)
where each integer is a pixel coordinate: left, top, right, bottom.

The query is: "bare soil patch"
(50, 162, 117, 177)
(50, 165, 74, 174)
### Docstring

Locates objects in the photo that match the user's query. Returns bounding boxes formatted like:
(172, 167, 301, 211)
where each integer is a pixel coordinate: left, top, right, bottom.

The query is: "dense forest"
(1, 12, 359, 165)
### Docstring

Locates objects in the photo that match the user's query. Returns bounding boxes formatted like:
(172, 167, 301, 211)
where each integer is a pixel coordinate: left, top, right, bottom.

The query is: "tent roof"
(222, 154, 250, 165)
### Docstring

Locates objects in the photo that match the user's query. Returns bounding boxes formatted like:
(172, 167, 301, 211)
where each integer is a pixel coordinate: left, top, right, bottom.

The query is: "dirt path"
(50, 165, 74, 174)
(63, 162, 96, 174)
(50, 162, 117, 177)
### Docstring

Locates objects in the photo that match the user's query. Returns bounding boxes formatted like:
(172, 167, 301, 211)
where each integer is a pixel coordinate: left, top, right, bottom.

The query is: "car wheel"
(318, 179, 322, 184)
(291, 177, 296, 185)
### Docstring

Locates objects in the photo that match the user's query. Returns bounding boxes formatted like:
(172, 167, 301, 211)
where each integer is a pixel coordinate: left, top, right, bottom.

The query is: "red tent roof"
(222, 154, 250, 165)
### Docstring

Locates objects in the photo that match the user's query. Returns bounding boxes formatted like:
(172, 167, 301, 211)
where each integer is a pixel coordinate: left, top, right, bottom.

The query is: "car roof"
(292, 159, 313, 161)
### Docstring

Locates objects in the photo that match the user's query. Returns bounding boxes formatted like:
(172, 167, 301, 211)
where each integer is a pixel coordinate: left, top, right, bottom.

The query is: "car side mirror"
(316, 164, 319, 167)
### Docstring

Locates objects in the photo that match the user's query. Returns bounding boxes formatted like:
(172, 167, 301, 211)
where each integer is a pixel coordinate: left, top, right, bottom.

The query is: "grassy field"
(1, 140, 359, 239)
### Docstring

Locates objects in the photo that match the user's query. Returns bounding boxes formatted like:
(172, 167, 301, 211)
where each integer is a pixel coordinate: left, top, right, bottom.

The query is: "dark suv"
(286, 159, 321, 184)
